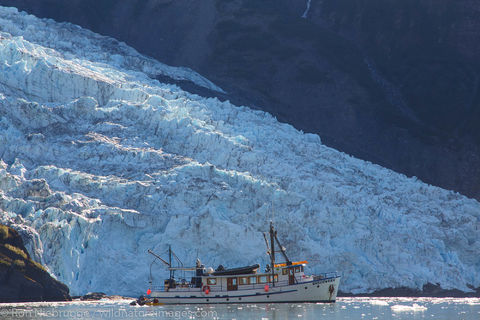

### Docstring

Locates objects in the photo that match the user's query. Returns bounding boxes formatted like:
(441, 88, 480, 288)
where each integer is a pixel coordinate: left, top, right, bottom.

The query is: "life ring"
(202, 285, 211, 294)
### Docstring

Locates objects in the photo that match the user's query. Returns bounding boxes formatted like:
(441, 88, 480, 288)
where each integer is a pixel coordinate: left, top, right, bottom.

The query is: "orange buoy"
(147, 289, 151, 295)
(264, 284, 269, 292)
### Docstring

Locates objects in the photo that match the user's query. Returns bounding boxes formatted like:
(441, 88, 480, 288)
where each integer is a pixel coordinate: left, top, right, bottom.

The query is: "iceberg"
(0, 6, 479, 296)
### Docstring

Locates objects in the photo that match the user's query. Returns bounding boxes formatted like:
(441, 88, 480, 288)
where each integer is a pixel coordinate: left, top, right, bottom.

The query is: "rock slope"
(0, 224, 70, 302)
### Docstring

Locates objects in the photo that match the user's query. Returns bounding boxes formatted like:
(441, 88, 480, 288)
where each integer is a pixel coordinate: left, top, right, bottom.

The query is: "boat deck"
(150, 272, 339, 293)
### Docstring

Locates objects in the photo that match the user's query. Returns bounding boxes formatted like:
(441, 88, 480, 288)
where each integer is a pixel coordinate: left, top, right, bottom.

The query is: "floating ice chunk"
(391, 303, 427, 312)
(369, 299, 389, 306)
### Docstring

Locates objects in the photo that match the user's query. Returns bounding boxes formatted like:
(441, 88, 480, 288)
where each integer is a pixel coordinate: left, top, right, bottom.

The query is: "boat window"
(231, 278, 237, 285)
(249, 276, 257, 284)
(295, 266, 300, 273)
(207, 278, 217, 285)
(301, 265, 304, 272)
(239, 277, 248, 285)
(259, 275, 268, 283)
(282, 268, 288, 275)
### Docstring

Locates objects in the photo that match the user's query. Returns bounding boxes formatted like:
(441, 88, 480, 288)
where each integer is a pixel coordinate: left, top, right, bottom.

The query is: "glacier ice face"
(0, 6, 479, 296)
(0, 7, 223, 94)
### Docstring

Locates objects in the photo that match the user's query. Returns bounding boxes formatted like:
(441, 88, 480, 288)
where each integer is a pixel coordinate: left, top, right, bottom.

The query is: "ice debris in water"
(391, 303, 427, 312)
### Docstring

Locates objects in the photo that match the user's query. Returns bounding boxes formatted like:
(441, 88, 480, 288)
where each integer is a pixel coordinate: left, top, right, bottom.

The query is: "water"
(0, 297, 479, 319)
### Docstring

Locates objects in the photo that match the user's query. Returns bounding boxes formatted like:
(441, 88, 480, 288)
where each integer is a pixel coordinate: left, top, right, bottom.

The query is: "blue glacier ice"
(0, 6, 479, 296)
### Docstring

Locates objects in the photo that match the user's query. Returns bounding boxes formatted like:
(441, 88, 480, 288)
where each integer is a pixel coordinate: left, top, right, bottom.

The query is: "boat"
(141, 222, 341, 304)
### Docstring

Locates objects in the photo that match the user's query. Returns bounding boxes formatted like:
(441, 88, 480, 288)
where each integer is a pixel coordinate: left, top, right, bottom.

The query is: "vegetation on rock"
(0, 223, 71, 302)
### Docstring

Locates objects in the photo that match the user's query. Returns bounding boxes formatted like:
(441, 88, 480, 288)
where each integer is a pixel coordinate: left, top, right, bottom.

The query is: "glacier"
(0, 6, 479, 296)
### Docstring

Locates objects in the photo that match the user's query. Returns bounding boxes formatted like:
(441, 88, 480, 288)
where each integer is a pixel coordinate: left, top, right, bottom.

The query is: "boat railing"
(150, 273, 339, 293)
(313, 271, 340, 280)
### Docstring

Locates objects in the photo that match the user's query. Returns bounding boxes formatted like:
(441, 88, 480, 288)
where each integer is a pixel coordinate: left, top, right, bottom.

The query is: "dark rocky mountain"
(0, 224, 71, 302)
(2, 0, 479, 199)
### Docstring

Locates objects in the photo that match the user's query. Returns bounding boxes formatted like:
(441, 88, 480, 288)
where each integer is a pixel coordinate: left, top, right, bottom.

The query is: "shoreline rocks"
(0, 224, 71, 303)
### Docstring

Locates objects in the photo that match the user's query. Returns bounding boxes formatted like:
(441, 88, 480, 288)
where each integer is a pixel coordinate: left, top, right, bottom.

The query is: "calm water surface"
(0, 297, 478, 319)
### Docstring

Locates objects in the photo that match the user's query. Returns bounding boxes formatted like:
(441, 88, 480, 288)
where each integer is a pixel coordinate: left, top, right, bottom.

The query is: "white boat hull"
(149, 276, 340, 304)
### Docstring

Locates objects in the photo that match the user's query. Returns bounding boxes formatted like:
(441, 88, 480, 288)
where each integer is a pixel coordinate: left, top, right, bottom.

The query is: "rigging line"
(171, 249, 184, 267)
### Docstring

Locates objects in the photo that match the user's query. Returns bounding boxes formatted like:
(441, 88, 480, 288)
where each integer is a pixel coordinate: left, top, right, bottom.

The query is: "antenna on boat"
(271, 199, 275, 225)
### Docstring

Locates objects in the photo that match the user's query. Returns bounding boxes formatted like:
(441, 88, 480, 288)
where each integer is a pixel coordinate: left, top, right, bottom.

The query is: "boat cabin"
(198, 262, 307, 292)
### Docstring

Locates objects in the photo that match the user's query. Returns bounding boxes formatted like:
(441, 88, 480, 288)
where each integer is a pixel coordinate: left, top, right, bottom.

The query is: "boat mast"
(269, 221, 276, 286)
(169, 245, 173, 280)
